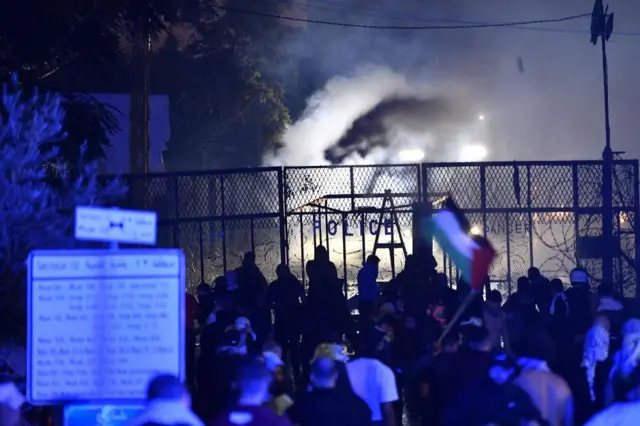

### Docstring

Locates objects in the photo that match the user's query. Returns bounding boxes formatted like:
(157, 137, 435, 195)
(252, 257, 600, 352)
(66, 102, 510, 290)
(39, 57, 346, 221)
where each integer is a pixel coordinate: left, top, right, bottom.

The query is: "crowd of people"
(2, 246, 640, 426)
(170, 247, 640, 426)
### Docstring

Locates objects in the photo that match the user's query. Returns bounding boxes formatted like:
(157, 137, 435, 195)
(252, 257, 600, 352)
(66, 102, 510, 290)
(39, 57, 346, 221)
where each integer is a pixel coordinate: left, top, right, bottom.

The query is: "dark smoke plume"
(324, 96, 464, 164)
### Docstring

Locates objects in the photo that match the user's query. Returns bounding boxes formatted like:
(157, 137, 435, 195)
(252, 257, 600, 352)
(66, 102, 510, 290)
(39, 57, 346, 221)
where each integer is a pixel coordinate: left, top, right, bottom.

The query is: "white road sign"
(74, 206, 157, 245)
(27, 249, 185, 404)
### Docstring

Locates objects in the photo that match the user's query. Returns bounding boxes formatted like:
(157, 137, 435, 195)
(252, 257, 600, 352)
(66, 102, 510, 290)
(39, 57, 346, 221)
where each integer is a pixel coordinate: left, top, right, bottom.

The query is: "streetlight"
(398, 148, 425, 163)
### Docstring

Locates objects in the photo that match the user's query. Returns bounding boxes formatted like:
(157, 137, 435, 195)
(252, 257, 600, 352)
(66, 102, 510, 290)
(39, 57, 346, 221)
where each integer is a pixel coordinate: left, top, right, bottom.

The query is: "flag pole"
(437, 290, 479, 346)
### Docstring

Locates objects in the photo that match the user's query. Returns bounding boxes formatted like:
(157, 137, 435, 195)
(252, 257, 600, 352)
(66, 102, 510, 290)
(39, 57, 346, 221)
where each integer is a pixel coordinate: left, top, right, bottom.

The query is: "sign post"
(26, 206, 184, 424)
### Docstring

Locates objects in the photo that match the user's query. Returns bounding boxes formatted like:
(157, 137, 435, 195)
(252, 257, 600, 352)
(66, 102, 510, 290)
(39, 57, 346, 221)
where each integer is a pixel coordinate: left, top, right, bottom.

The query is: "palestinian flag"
(424, 198, 496, 291)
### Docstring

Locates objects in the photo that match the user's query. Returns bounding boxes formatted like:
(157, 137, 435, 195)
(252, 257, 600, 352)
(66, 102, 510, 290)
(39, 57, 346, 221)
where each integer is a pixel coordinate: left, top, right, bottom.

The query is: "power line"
(214, 5, 591, 30)
(284, 0, 640, 37)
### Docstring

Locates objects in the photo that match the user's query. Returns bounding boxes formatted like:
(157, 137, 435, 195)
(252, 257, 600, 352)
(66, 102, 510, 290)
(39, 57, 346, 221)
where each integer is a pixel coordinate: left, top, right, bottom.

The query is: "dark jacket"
(287, 387, 371, 426)
(444, 378, 547, 426)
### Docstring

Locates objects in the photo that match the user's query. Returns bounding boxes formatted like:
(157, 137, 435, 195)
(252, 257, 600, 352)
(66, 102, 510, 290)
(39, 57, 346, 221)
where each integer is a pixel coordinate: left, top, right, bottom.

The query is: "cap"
(570, 268, 588, 285)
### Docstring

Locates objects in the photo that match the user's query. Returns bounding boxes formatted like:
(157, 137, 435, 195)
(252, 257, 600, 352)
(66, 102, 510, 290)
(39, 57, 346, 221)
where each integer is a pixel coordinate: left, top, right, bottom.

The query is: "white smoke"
(263, 65, 488, 166)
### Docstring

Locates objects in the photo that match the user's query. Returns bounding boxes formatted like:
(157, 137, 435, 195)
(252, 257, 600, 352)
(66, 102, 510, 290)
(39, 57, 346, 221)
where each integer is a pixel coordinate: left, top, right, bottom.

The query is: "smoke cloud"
(263, 0, 640, 167)
(264, 66, 487, 166)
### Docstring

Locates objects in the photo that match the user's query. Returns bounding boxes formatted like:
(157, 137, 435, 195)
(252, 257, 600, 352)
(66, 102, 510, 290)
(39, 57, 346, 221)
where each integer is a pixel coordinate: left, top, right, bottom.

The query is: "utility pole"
(129, 2, 152, 175)
(590, 0, 615, 285)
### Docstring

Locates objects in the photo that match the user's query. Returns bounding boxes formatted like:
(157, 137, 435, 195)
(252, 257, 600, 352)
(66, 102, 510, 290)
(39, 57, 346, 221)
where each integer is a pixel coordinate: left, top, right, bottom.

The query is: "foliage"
(157, 2, 292, 168)
(0, 75, 127, 318)
(0, 1, 201, 168)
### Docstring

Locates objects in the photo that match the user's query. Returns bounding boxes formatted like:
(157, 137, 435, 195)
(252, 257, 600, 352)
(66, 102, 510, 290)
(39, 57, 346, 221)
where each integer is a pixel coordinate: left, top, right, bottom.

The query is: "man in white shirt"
(345, 327, 398, 426)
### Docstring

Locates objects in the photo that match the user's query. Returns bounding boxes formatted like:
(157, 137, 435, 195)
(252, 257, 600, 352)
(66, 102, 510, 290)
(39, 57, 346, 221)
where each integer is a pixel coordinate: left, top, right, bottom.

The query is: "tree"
(154, 2, 292, 169)
(0, 0, 201, 168)
(0, 75, 127, 333)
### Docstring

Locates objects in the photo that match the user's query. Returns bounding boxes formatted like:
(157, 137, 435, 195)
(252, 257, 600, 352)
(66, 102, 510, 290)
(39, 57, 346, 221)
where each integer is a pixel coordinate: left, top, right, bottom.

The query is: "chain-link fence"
(121, 160, 639, 296)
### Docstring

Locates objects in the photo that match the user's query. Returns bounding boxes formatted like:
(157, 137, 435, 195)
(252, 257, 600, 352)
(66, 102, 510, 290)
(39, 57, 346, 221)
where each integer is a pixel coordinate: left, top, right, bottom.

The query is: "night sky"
(270, 0, 640, 164)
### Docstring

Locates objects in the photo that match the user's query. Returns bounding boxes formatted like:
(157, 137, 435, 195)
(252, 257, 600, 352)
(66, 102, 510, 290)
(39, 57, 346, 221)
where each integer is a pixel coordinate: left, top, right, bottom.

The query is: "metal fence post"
(173, 176, 180, 247)
(220, 173, 227, 273)
(278, 168, 287, 265)
(349, 166, 355, 212)
(527, 165, 534, 267)
(572, 164, 580, 269)
(634, 160, 640, 298)
(480, 164, 487, 238)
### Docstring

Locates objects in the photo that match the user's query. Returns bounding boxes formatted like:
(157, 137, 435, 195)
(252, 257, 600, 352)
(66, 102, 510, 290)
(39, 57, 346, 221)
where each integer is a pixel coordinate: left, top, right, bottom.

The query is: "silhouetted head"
(233, 356, 273, 404)
(276, 263, 290, 279)
(404, 254, 416, 271)
(197, 283, 213, 297)
(550, 278, 564, 294)
(487, 289, 503, 306)
(516, 325, 556, 362)
(310, 357, 338, 389)
(569, 267, 589, 287)
(516, 276, 530, 293)
(147, 374, 190, 407)
(527, 267, 541, 281)
(314, 245, 329, 262)
(243, 251, 256, 267)
(466, 326, 492, 353)
(434, 273, 448, 288)
(598, 282, 614, 296)
(366, 254, 380, 265)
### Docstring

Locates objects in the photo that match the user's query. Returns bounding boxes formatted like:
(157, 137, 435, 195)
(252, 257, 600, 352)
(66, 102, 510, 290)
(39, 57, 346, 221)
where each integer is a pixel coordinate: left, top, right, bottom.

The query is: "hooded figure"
(306, 246, 339, 298)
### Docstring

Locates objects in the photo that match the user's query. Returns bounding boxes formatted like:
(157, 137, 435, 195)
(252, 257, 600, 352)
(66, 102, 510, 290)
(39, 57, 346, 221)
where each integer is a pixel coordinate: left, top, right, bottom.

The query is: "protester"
(236, 252, 269, 312)
(357, 254, 381, 323)
(444, 354, 547, 426)
(483, 289, 510, 355)
(443, 325, 494, 407)
(584, 365, 640, 426)
(566, 267, 597, 339)
(419, 332, 460, 426)
(128, 374, 203, 426)
(514, 326, 574, 426)
(306, 245, 339, 298)
(262, 341, 294, 416)
(287, 357, 371, 426)
(310, 343, 354, 398)
(346, 328, 399, 426)
(528, 267, 551, 320)
(209, 357, 292, 426)
(54, 246, 639, 426)
(199, 330, 246, 420)
(549, 278, 572, 365)
(267, 263, 306, 383)
(596, 283, 626, 353)
(184, 289, 199, 389)
(606, 318, 640, 405)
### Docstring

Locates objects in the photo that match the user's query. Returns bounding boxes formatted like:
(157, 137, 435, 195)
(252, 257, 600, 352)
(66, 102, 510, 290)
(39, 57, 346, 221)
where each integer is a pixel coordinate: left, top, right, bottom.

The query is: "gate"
(123, 160, 639, 296)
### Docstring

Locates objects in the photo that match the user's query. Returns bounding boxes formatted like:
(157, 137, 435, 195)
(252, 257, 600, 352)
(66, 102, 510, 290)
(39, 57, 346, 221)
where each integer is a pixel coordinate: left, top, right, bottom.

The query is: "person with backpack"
(443, 354, 548, 426)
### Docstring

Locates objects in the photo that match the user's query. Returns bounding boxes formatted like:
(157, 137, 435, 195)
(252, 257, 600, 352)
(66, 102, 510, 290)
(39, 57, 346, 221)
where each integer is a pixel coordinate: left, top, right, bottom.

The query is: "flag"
(424, 198, 496, 291)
